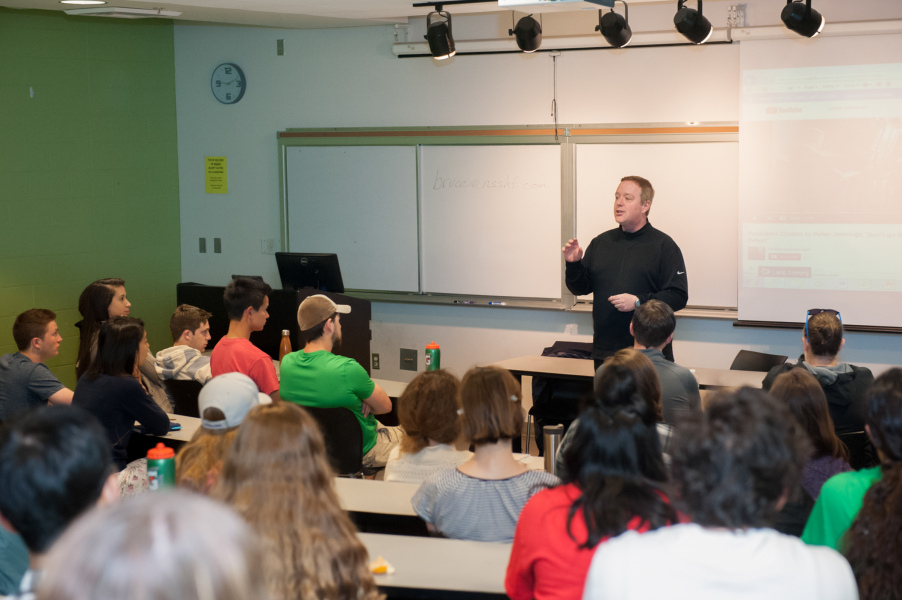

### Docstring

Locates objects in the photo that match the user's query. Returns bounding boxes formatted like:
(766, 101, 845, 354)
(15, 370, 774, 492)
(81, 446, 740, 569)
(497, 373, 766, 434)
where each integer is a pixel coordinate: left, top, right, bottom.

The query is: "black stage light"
(674, 0, 713, 45)
(509, 14, 542, 53)
(425, 10, 456, 59)
(781, 0, 825, 38)
(596, 1, 631, 48)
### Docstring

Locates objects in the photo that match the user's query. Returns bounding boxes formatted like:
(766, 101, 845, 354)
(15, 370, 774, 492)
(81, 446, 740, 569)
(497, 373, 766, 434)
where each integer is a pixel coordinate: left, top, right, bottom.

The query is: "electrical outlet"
(261, 239, 275, 255)
(400, 348, 417, 372)
(213, 238, 222, 253)
(372, 353, 380, 369)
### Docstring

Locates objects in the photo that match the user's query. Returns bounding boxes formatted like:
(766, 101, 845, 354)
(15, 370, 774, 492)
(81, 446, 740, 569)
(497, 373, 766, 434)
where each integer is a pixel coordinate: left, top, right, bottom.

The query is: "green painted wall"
(0, 8, 180, 388)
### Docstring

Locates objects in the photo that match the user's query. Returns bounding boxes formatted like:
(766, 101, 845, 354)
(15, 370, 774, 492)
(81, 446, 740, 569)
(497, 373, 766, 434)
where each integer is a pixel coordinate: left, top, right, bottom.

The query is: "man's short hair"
(805, 310, 843, 357)
(169, 304, 213, 342)
(631, 300, 675, 348)
(671, 387, 810, 529)
(621, 175, 655, 211)
(300, 314, 336, 344)
(12, 309, 56, 351)
(0, 406, 112, 553)
(223, 277, 272, 321)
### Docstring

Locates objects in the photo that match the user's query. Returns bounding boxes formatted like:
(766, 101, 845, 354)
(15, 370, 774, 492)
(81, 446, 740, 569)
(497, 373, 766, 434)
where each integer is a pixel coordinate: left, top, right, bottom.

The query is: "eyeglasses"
(805, 308, 841, 338)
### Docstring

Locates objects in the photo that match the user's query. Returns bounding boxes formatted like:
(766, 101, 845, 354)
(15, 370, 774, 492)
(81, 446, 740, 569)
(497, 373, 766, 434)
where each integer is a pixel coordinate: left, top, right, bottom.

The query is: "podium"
(176, 283, 372, 374)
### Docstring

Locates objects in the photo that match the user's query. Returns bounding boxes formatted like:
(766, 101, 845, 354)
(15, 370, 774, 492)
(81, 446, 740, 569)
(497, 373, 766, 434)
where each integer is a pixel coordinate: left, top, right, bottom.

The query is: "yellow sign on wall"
(205, 156, 228, 194)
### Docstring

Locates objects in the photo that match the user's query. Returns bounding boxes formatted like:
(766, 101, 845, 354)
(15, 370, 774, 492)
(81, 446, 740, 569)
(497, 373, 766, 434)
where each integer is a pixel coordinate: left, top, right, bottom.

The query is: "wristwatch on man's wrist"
(635, 298, 641, 308)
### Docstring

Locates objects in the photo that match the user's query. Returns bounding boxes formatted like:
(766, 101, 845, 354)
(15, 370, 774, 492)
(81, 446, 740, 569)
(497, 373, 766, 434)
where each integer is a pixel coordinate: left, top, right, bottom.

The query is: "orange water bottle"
(279, 330, 292, 363)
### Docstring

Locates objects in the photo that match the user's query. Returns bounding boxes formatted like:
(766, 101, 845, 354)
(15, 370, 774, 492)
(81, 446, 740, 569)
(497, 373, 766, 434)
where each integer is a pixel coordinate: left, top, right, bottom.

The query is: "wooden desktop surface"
(360, 532, 510, 598)
(490, 356, 765, 389)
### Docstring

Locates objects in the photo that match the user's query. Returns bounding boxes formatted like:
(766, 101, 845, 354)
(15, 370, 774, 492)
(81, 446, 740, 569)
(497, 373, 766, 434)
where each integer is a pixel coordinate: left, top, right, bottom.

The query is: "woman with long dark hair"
(839, 369, 902, 599)
(212, 403, 379, 600)
(72, 316, 170, 470)
(505, 358, 677, 600)
(770, 368, 850, 499)
(75, 278, 129, 380)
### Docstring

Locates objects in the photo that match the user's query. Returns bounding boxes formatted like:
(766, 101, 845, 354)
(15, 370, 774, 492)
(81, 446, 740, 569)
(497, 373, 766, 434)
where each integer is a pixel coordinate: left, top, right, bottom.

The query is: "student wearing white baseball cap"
(175, 373, 269, 493)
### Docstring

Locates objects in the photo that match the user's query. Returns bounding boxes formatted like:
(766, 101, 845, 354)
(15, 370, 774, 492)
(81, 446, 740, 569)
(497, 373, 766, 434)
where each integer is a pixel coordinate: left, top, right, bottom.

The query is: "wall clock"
(211, 62, 246, 105)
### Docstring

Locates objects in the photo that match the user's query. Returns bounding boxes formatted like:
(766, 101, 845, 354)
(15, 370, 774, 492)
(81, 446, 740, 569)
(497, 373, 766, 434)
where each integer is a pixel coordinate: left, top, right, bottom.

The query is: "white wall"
(173, 0, 902, 382)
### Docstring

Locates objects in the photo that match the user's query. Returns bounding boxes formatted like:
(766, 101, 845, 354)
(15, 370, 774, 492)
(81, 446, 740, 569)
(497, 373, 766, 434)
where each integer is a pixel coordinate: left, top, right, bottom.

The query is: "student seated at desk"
(583, 388, 856, 600)
(412, 366, 558, 543)
(506, 364, 678, 600)
(555, 349, 672, 475)
(762, 308, 874, 435)
(37, 491, 267, 600)
(75, 278, 172, 413)
(72, 317, 170, 472)
(175, 372, 265, 494)
(212, 403, 379, 600)
(384, 369, 472, 484)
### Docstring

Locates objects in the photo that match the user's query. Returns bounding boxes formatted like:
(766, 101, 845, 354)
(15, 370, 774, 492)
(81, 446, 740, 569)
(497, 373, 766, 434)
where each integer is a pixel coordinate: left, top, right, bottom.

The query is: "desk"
(336, 478, 419, 516)
(360, 532, 510, 599)
(490, 356, 765, 390)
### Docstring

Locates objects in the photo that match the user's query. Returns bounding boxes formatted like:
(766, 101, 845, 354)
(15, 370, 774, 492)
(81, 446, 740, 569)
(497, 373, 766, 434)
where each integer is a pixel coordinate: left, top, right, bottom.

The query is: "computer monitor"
(275, 252, 345, 293)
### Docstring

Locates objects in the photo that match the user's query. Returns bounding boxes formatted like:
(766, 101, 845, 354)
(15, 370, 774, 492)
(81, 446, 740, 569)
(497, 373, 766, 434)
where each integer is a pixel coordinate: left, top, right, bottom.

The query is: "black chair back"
(730, 350, 788, 372)
(304, 406, 364, 476)
(837, 430, 878, 471)
(163, 379, 203, 418)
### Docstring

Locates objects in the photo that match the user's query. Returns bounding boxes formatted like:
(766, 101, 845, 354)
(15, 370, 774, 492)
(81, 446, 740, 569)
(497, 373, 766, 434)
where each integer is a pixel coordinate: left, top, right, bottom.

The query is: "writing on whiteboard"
(432, 170, 548, 191)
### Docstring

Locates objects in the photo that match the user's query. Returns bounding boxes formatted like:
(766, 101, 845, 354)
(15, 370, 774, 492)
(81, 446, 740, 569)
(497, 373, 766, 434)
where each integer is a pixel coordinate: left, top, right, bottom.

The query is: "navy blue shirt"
(73, 374, 170, 469)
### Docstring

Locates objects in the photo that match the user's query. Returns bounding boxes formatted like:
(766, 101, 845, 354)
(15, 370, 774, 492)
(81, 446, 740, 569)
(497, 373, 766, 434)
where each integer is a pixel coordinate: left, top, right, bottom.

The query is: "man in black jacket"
(762, 309, 874, 434)
(563, 176, 688, 364)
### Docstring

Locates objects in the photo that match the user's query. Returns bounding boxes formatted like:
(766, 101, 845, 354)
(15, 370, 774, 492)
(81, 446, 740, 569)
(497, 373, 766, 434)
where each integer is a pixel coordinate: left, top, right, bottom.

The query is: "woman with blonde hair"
(384, 369, 471, 484)
(176, 373, 265, 493)
(37, 491, 268, 600)
(212, 403, 379, 600)
(412, 366, 558, 543)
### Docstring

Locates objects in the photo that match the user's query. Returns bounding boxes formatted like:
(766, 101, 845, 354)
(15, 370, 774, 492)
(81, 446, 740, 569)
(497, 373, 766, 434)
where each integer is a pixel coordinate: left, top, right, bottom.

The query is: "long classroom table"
(489, 355, 766, 389)
(360, 532, 510, 599)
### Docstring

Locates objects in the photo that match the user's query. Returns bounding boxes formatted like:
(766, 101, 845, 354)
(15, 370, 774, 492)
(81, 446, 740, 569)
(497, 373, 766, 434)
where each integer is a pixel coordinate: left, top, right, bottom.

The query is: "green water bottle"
(425, 341, 441, 371)
(147, 443, 176, 490)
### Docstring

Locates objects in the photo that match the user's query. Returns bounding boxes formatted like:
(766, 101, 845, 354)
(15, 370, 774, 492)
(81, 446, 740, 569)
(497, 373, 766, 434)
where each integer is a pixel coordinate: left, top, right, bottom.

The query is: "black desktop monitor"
(275, 252, 345, 293)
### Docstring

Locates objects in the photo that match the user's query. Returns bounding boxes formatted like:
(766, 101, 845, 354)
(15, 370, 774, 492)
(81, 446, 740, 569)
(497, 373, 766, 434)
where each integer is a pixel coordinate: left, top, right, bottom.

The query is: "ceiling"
(2, 0, 672, 29)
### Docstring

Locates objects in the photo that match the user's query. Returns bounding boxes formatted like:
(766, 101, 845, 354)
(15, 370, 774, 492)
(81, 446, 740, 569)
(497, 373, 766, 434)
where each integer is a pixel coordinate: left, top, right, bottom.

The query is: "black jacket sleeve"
(564, 260, 594, 296)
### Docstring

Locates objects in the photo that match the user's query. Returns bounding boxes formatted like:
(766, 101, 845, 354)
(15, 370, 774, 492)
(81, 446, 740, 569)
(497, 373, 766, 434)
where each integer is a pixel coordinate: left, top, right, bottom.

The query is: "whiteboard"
(418, 145, 562, 299)
(575, 142, 739, 308)
(285, 146, 420, 292)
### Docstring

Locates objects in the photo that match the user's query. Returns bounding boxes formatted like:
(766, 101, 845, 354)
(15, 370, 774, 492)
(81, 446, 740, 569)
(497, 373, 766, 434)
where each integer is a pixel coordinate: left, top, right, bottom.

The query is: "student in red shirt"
(505, 360, 678, 600)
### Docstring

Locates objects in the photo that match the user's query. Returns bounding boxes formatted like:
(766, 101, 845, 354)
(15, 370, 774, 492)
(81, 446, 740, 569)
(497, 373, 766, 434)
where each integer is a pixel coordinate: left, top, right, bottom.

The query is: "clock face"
(211, 63, 246, 104)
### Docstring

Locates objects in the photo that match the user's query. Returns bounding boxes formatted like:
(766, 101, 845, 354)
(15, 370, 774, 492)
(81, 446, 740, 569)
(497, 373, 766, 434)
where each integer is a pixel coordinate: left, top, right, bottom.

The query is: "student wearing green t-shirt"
(279, 295, 402, 468)
(802, 368, 901, 561)
(810, 368, 902, 600)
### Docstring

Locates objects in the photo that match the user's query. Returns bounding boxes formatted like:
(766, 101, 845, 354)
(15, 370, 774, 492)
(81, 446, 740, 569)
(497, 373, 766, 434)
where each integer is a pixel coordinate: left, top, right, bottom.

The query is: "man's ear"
(629, 322, 635, 336)
(30, 336, 43, 352)
(243, 306, 255, 321)
(98, 473, 120, 507)
(839, 338, 846, 353)
(665, 332, 674, 345)
(181, 330, 192, 342)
